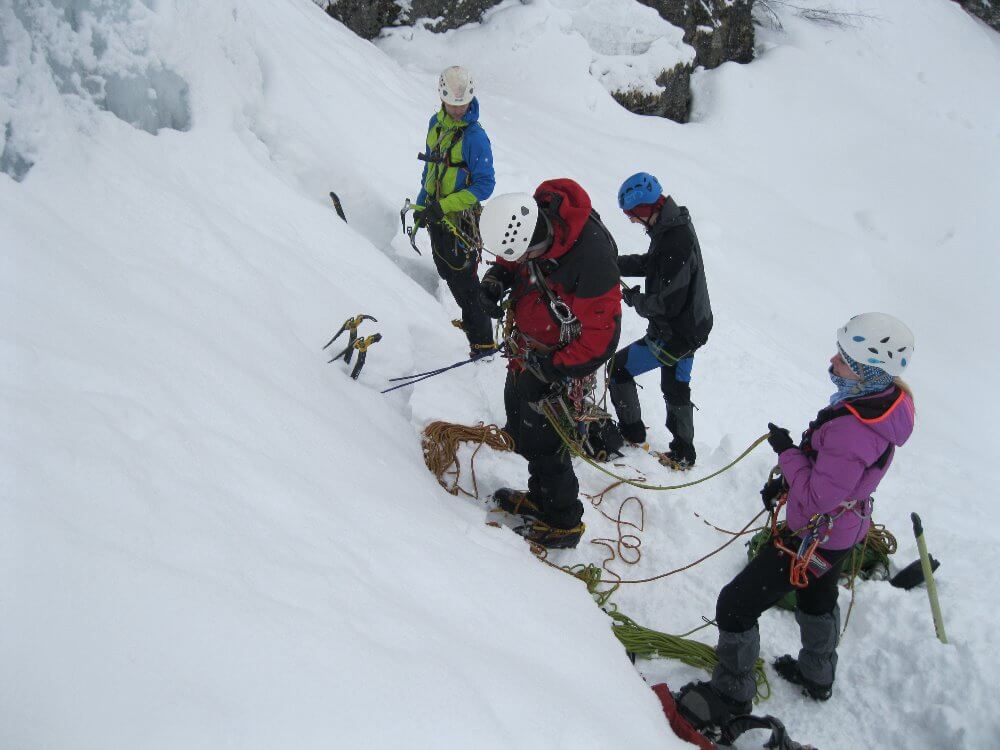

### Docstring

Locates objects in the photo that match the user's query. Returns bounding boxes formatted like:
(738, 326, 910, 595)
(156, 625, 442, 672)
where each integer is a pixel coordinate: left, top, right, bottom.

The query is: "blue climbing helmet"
(618, 172, 662, 211)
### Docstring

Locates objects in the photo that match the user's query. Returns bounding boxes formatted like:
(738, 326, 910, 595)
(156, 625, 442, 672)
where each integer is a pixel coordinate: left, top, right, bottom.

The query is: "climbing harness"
(766, 476, 874, 589)
(323, 314, 378, 364)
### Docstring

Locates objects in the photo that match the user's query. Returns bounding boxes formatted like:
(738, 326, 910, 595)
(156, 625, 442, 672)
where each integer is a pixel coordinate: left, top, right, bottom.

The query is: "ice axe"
(911, 512, 947, 644)
(329, 191, 347, 222)
(400, 198, 422, 255)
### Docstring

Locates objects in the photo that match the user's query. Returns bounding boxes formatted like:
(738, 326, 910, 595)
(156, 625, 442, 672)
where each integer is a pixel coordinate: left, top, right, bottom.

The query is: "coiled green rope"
(566, 563, 771, 701)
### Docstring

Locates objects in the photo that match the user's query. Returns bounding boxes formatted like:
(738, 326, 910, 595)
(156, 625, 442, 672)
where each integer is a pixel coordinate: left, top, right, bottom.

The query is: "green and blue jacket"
(416, 97, 495, 216)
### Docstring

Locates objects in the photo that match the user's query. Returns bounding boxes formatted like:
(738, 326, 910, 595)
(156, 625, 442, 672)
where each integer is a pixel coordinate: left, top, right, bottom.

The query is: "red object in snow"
(651, 683, 716, 750)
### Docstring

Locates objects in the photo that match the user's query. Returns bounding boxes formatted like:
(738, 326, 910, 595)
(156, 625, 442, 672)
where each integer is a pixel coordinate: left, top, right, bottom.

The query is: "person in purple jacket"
(677, 312, 916, 730)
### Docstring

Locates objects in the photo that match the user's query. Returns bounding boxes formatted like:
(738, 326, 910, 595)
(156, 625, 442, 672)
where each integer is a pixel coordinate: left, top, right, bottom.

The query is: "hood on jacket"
(533, 178, 593, 260)
(649, 196, 688, 236)
(846, 387, 915, 447)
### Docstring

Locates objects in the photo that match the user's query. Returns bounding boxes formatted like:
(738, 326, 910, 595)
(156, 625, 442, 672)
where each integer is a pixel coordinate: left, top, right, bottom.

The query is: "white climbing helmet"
(480, 193, 540, 262)
(836, 312, 914, 377)
(438, 65, 474, 106)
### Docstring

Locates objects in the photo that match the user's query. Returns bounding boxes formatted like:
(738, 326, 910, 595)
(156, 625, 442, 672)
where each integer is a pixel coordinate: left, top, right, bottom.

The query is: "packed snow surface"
(2, 0, 999, 747)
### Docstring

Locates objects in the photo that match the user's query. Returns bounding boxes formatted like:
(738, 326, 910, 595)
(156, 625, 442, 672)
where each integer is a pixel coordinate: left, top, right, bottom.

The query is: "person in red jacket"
(477, 179, 622, 549)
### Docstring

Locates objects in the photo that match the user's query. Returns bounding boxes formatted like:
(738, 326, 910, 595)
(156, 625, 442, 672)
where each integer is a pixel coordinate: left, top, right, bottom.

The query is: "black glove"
(766, 422, 795, 454)
(621, 285, 642, 308)
(523, 349, 561, 384)
(760, 475, 787, 512)
(479, 277, 505, 319)
(421, 199, 445, 226)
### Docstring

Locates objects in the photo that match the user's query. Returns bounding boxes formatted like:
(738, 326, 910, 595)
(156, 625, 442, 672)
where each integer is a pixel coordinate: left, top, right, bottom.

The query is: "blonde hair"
(894, 377, 915, 413)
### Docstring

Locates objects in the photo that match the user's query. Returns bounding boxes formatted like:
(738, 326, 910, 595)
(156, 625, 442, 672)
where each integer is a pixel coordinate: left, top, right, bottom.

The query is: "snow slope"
(2, 0, 999, 748)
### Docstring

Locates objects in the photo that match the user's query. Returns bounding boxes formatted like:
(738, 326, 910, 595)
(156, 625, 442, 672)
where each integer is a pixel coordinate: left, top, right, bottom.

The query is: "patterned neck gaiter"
(829, 347, 894, 405)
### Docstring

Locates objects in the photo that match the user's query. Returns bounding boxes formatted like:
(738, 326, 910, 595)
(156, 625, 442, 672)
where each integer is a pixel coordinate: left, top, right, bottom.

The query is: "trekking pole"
(911, 513, 947, 644)
(381, 356, 480, 394)
(382, 344, 505, 394)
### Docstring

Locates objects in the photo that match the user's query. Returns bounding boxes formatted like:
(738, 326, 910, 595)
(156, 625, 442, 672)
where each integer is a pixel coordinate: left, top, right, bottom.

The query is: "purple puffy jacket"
(779, 386, 915, 550)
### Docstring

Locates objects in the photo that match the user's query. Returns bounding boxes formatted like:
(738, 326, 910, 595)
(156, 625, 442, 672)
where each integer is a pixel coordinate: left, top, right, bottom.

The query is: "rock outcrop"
(322, 0, 756, 123)
(953, 0, 1000, 32)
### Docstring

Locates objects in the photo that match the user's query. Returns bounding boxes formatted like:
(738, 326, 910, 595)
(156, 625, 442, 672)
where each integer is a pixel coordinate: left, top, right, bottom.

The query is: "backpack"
(584, 418, 625, 462)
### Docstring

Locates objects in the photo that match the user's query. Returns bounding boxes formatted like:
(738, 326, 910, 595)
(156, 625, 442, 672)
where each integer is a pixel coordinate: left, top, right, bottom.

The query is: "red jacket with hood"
(484, 179, 622, 378)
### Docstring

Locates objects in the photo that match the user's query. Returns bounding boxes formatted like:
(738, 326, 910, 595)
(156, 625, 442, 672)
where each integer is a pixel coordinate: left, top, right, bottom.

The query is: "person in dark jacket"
(609, 172, 713, 469)
(676, 313, 916, 730)
(413, 65, 497, 358)
(477, 179, 622, 549)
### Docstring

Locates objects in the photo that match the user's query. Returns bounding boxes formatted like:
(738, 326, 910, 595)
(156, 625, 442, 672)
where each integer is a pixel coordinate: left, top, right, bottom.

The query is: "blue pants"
(614, 336, 694, 407)
(609, 336, 698, 461)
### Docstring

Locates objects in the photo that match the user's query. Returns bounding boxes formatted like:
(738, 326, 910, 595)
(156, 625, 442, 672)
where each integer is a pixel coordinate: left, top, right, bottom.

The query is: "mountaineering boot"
(619, 420, 647, 445)
(609, 377, 643, 427)
(514, 518, 585, 550)
(710, 627, 760, 707)
(666, 403, 697, 466)
(657, 450, 694, 471)
(790, 605, 840, 699)
(675, 681, 752, 731)
(470, 342, 499, 361)
(773, 655, 832, 701)
(491, 488, 542, 519)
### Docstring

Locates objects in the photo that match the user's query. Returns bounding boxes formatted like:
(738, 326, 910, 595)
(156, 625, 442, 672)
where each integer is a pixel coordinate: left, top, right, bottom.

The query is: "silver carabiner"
(549, 299, 576, 325)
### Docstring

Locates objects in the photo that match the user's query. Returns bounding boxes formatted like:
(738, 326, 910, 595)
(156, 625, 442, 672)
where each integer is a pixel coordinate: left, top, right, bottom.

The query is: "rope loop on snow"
(421, 421, 515, 500)
(540, 400, 769, 491)
(532, 509, 769, 586)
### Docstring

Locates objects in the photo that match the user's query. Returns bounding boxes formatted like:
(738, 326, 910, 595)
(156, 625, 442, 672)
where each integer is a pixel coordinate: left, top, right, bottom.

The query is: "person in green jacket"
(414, 66, 497, 358)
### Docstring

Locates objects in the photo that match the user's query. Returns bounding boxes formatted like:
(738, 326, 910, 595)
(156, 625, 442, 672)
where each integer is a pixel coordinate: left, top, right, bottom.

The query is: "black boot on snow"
(773, 655, 833, 701)
(514, 518, 585, 550)
(492, 488, 543, 519)
(674, 681, 751, 730)
(619, 420, 647, 444)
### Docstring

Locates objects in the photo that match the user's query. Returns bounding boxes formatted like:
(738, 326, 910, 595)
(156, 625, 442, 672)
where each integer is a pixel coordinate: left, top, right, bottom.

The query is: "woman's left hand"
(766, 423, 795, 454)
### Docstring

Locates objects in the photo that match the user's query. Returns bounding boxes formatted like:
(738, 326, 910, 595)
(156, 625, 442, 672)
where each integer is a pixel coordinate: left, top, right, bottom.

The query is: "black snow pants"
(716, 536, 851, 633)
(502, 371, 583, 529)
(428, 222, 493, 350)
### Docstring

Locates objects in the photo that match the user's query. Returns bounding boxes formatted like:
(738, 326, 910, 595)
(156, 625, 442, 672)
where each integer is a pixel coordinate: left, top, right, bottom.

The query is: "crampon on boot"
(514, 518, 585, 550)
(491, 488, 542, 519)
(773, 655, 833, 701)
(657, 450, 695, 471)
(470, 342, 499, 361)
(674, 681, 751, 731)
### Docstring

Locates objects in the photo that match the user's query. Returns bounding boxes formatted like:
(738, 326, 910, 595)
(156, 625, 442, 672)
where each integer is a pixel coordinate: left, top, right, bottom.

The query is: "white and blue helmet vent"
(836, 312, 914, 377)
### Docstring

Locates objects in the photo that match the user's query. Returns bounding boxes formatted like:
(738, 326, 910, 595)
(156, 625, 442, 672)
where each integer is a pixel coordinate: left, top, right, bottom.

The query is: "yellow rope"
(541, 400, 768, 491)
(421, 421, 515, 500)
